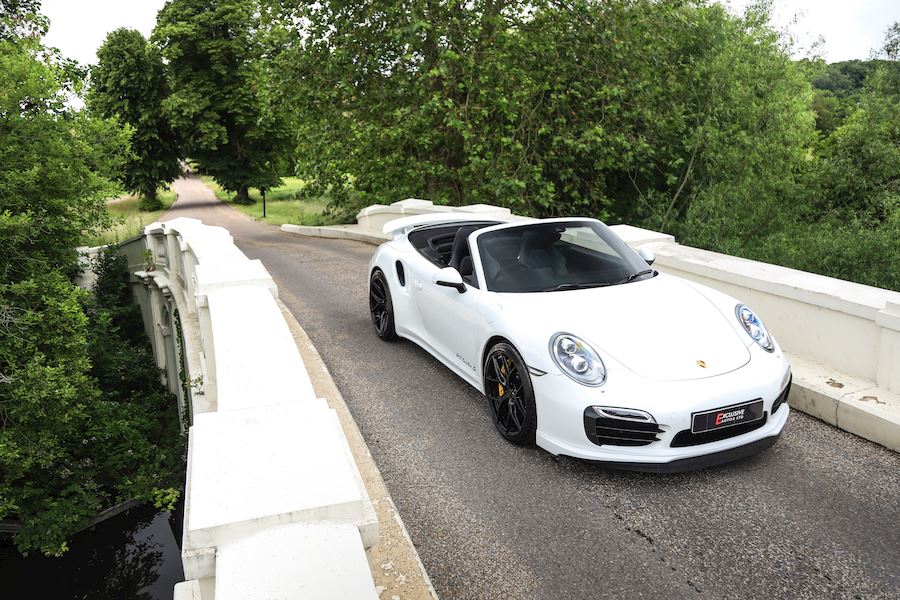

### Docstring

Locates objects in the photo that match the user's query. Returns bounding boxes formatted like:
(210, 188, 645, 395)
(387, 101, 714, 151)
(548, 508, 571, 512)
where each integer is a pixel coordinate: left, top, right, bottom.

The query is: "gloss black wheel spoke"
(491, 355, 507, 387)
(509, 401, 523, 430)
(504, 405, 514, 430)
(370, 278, 390, 334)
(370, 281, 385, 303)
(485, 349, 527, 436)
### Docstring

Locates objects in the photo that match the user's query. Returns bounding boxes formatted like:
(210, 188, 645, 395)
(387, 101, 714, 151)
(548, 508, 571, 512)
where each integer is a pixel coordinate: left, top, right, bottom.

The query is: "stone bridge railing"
(116, 217, 380, 599)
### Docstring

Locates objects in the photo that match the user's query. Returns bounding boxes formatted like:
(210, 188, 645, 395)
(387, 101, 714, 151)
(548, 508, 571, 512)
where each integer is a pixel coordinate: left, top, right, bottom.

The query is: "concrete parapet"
(215, 522, 377, 600)
(356, 198, 513, 231)
(120, 217, 380, 598)
(281, 223, 391, 245)
(182, 403, 377, 580)
(204, 286, 316, 411)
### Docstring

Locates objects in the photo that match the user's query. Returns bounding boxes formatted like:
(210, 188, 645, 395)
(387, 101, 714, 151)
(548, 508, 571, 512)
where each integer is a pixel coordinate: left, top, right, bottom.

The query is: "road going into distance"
(164, 176, 900, 600)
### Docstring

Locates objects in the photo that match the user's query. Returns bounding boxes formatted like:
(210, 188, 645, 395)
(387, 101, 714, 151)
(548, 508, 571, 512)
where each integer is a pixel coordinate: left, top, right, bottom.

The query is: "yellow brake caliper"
(498, 362, 507, 397)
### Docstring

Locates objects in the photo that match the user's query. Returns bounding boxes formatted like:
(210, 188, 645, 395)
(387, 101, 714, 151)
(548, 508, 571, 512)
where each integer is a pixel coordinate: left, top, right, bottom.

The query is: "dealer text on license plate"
(691, 399, 764, 434)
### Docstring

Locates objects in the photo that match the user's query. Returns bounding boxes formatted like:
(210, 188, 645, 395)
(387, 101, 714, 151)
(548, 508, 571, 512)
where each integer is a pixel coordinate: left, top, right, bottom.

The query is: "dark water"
(0, 503, 184, 600)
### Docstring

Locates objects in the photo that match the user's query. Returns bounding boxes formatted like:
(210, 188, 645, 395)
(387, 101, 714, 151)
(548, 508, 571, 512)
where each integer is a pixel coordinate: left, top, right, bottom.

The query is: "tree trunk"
(234, 185, 254, 205)
(138, 185, 162, 211)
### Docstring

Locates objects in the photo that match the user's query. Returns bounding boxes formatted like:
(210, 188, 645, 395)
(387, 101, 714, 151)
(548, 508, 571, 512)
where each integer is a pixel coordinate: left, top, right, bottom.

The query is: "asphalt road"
(165, 177, 900, 600)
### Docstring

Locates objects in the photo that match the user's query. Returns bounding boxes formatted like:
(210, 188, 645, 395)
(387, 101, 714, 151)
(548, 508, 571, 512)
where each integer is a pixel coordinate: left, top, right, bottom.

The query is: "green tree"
(0, 29, 126, 283)
(811, 60, 870, 97)
(154, 0, 289, 204)
(0, 256, 183, 556)
(1, 7, 183, 555)
(811, 89, 841, 135)
(89, 28, 183, 211)
(0, 0, 43, 40)
(270, 0, 815, 231)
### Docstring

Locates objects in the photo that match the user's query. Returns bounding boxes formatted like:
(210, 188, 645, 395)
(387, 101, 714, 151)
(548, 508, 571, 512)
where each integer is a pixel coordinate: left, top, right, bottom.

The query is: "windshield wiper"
(613, 269, 656, 285)
(540, 282, 610, 292)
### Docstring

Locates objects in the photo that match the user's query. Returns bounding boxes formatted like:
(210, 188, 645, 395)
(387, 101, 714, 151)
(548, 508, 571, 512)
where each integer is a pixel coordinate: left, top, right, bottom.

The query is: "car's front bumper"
(531, 350, 791, 470)
(586, 433, 783, 473)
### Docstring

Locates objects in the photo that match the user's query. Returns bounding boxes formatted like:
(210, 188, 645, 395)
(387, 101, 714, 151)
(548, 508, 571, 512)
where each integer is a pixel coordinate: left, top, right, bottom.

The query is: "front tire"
(369, 268, 397, 340)
(483, 342, 537, 445)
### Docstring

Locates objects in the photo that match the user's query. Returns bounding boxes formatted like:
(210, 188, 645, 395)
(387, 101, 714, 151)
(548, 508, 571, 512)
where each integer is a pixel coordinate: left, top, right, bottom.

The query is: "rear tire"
(483, 342, 537, 445)
(369, 268, 397, 341)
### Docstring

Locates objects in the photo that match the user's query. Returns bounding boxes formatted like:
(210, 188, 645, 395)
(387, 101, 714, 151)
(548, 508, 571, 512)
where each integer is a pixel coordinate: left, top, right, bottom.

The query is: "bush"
(0, 251, 183, 556)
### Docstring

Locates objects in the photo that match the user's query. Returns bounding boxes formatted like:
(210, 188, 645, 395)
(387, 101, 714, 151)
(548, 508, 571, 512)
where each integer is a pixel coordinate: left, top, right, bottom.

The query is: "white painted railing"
(118, 217, 379, 599)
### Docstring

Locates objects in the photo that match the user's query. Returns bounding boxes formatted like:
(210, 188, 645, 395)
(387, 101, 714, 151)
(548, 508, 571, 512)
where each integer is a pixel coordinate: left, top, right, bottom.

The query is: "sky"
(724, 0, 899, 61)
(40, 0, 900, 67)
(42, 0, 167, 66)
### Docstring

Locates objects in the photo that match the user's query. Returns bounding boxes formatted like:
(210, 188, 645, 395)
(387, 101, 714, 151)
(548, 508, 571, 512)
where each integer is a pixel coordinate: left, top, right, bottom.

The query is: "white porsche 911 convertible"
(367, 215, 791, 471)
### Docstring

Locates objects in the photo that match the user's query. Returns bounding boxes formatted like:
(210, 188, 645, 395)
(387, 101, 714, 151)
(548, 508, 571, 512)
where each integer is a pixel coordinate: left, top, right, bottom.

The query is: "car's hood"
(496, 274, 750, 381)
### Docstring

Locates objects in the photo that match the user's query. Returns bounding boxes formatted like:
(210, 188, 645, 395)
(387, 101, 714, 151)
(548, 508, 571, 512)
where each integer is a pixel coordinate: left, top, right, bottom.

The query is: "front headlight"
(735, 304, 775, 352)
(550, 333, 606, 386)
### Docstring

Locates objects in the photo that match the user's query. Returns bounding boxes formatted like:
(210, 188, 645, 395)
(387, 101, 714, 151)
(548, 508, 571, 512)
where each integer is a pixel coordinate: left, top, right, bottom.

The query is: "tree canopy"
(264, 1, 897, 290)
(0, 32, 124, 282)
(153, 0, 289, 203)
(269, 1, 813, 223)
(1, 8, 183, 556)
(89, 28, 183, 210)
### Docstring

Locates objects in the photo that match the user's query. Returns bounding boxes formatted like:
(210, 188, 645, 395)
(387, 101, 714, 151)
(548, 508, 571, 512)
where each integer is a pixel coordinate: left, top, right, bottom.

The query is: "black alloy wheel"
(369, 269, 397, 340)
(483, 342, 537, 444)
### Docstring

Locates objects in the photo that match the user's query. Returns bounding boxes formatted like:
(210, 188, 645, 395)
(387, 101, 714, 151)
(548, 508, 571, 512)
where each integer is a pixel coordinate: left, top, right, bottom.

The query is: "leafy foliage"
(0, 0, 44, 40)
(270, 1, 812, 225)
(266, 1, 898, 290)
(685, 23, 900, 291)
(0, 34, 128, 283)
(811, 60, 873, 98)
(89, 28, 183, 210)
(0, 9, 183, 555)
(154, 0, 290, 203)
(0, 252, 184, 557)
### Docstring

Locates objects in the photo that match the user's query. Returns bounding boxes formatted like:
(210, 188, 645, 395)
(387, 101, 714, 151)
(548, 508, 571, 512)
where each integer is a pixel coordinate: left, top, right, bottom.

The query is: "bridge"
(88, 175, 900, 599)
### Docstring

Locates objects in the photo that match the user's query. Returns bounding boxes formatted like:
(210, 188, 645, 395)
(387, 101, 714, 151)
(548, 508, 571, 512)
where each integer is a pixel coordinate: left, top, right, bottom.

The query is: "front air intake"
(583, 407, 663, 447)
(771, 377, 791, 415)
(670, 413, 768, 448)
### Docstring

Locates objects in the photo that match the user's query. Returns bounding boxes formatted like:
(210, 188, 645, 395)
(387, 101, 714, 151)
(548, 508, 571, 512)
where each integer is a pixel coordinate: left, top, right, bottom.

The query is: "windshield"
(476, 221, 654, 293)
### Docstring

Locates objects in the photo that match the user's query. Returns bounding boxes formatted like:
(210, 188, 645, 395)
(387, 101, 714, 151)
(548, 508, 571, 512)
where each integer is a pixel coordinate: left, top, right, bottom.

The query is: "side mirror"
(638, 247, 655, 267)
(433, 267, 466, 293)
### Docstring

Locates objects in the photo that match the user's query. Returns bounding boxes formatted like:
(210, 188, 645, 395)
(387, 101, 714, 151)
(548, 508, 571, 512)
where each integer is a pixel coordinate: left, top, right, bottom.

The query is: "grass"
(82, 189, 177, 247)
(200, 176, 332, 226)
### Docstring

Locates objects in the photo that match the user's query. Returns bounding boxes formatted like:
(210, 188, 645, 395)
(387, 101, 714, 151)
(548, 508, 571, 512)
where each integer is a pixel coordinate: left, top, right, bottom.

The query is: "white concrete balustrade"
(115, 217, 379, 599)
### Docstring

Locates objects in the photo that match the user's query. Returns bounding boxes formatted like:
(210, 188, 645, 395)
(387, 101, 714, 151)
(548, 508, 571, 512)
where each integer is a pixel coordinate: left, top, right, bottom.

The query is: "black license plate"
(692, 400, 764, 434)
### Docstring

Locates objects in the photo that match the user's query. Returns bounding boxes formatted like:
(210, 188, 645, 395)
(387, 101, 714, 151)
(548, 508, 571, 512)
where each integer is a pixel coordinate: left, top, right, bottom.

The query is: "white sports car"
(368, 215, 791, 471)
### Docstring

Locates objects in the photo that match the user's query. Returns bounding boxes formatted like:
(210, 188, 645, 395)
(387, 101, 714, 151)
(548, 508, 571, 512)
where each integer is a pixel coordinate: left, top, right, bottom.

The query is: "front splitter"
(576, 434, 781, 474)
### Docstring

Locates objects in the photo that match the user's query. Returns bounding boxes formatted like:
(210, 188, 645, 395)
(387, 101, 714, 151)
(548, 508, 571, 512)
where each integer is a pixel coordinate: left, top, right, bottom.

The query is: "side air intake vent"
(583, 407, 663, 447)
(771, 377, 791, 415)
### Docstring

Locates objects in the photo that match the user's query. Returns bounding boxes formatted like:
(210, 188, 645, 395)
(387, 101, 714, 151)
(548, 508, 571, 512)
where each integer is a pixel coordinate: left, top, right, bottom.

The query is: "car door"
(415, 275, 485, 382)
